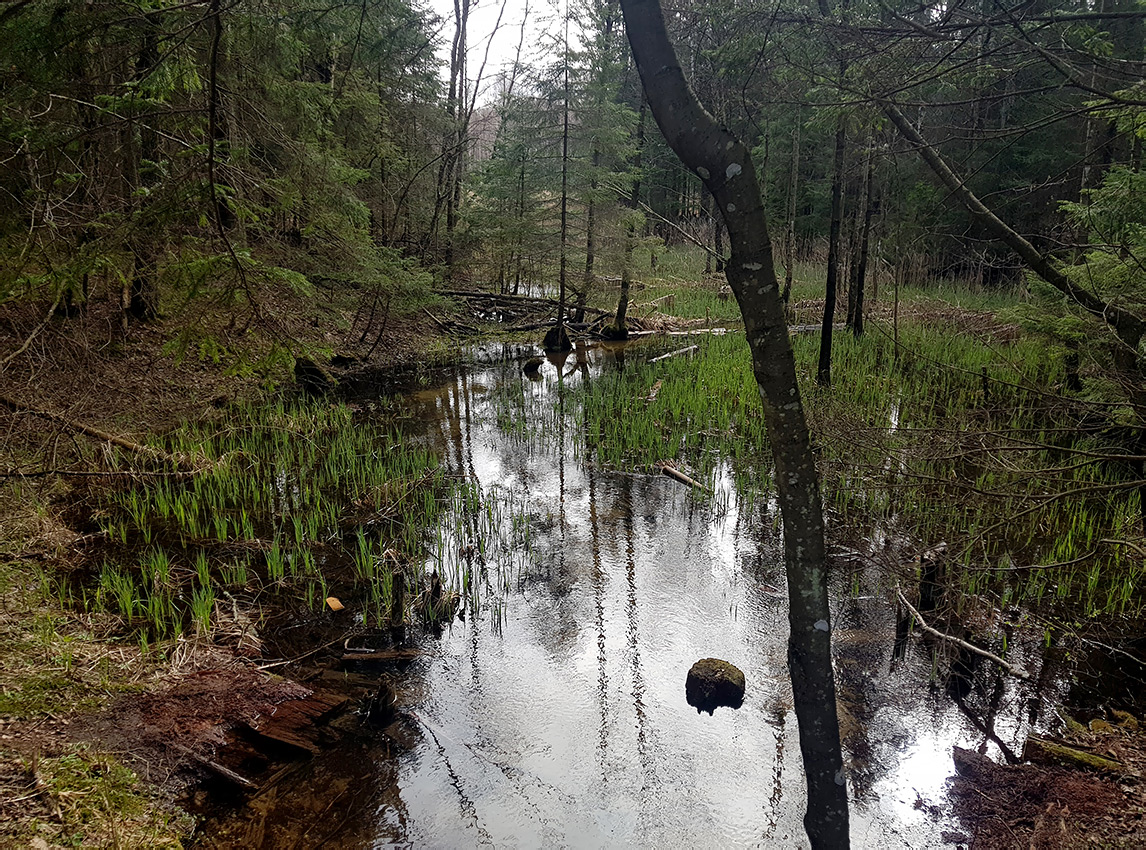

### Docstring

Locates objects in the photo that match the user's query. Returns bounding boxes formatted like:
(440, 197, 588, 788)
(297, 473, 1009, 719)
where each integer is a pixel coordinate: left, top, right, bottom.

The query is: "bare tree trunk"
(558, 23, 569, 328)
(580, 144, 601, 324)
(783, 118, 800, 305)
(620, 1, 849, 845)
(127, 12, 160, 322)
(817, 124, 845, 386)
(445, 0, 469, 268)
(848, 138, 875, 338)
(613, 96, 647, 337)
(704, 187, 714, 276)
(429, 0, 467, 256)
(545, 13, 572, 352)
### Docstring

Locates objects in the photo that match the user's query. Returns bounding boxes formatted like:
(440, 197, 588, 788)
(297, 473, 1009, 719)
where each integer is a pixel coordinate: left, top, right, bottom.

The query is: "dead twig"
(649, 344, 698, 363)
(896, 586, 1031, 680)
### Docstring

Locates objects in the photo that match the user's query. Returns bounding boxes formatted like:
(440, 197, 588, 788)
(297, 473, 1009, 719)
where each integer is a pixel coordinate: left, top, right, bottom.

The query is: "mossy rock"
(542, 324, 572, 353)
(685, 658, 745, 715)
(1112, 709, 1139, 731)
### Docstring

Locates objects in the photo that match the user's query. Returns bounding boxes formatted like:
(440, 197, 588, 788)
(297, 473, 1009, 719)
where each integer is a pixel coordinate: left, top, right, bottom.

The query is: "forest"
(2, 0, 1146, 846)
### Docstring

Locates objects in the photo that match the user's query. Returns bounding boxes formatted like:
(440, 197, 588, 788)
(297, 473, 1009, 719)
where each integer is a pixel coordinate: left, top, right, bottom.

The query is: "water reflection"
(377, 341, 1059, 846)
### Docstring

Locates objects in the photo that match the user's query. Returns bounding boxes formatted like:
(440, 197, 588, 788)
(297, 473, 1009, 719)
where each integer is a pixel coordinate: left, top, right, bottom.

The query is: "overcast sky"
(425, 0, 566, 104)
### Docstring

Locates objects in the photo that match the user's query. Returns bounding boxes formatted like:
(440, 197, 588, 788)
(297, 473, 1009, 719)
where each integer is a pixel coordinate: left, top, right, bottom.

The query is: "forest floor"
(0, 289, 447, 848)
(947, 725, 1146, 848)
(0, 282, 1143, 847)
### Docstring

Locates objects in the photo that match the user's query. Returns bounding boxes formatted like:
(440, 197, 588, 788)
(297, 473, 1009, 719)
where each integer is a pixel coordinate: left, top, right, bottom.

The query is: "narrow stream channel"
(202, 339, 1074, 848)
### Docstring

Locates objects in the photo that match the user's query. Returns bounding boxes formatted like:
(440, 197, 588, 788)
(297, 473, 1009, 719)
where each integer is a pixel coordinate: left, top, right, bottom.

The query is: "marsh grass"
(83, 399, 448, 639)
(510, 297, 1145, 620)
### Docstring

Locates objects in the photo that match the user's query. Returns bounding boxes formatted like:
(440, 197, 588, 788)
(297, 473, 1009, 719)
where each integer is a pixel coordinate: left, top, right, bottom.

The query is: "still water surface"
(203, 339, 1068, 848)
(371, 340, 1051, 848)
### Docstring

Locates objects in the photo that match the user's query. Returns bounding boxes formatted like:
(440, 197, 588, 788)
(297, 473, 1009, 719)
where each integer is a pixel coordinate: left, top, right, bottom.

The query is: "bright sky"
(426, 0, 565, 103)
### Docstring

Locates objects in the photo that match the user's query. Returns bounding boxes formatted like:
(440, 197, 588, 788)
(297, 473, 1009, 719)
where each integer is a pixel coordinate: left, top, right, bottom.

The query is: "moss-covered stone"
(1113, 709, 1139, 731)
(685, 658, 745, 715)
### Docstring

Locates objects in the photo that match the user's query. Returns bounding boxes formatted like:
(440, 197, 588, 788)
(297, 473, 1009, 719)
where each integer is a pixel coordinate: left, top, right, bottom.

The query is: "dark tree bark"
(127, 11, 160, 322)
(545, 14, 573, 353)
(818, 124, 846, 386)
(580, 142, 601, 325)
(620, 1, 849, 846)
(430, 0, 468, 260)
(704, 187, 715, 276)
(847, 139, 876, 338)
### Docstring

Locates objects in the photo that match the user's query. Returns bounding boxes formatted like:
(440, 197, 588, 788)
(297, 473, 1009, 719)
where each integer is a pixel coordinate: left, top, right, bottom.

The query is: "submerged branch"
(657, 462, 710, 492)
(896, 586, 1031, 680)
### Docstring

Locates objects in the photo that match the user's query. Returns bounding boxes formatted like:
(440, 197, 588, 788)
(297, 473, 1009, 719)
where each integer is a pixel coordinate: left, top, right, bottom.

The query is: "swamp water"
(201, 340, 1093, 848)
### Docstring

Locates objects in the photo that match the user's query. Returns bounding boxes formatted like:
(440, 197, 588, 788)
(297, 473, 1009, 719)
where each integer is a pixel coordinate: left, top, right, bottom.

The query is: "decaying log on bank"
(0, 392, 200, 471)
(242, 690, 349, 755)
(1023, 736, 1125, 774)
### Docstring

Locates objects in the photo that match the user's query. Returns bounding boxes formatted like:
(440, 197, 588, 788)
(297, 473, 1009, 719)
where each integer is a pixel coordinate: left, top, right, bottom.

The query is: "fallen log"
(1023, 736, 1125, 774)
(340, 648, 422, 663)
(436, 289, 610, 316)
(0, 392, 199, 471)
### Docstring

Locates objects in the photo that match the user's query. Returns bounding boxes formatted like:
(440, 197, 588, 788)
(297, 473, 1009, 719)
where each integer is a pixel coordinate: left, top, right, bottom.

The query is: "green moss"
(1, 745, 195, 848)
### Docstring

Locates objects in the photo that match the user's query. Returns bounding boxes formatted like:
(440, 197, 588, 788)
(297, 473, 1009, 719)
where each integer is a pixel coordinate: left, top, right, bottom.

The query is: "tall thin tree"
(619, 0, 849, 845)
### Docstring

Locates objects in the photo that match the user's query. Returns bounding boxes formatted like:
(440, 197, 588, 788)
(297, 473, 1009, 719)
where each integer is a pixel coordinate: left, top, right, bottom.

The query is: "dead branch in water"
(896, 586, 1031, 680)
(658, 462, 710, 492)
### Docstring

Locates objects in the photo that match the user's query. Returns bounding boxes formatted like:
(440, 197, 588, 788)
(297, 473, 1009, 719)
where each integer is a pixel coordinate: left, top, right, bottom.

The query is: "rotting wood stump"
(242, 690, 348, 755)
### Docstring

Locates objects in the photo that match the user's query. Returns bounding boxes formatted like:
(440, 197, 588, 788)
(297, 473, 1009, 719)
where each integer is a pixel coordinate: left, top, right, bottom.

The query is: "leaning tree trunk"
(620, 1, 849, 846)
(881, 100, 1146, 360)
